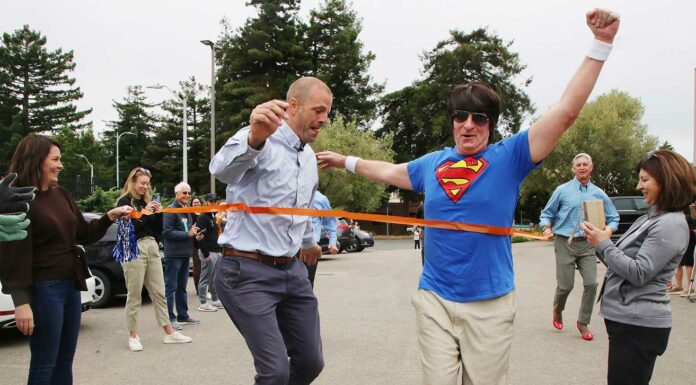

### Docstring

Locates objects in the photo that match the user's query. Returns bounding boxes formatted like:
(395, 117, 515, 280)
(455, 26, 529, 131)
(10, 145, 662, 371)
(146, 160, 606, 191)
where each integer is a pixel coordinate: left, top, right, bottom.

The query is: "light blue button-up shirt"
(312, 191, 337, 246)
(209, 123, 318, 257)
(539, 178, 619, 238)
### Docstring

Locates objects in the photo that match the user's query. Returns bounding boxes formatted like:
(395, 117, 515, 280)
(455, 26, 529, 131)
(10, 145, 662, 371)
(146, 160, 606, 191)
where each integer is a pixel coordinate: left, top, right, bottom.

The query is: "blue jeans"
(164, 256, 190, 321)
(28, 279, 81, 385)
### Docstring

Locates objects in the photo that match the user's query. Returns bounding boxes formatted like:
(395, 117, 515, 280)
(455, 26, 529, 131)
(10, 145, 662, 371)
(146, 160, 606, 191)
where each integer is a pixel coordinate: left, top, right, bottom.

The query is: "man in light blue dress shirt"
(540, 153, 619, 341)
(210, 77, 331, 385)
(308, 190, 338, 287)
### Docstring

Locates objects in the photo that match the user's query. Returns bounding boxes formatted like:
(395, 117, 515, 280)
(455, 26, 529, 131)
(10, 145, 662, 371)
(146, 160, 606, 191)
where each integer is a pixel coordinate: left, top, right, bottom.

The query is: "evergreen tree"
(0, 25, 90, 168)
(305, 0, 383, 126)
(149, 77, 211, 194)
(377, 28, 534, 161)
(215, 0, 307, 140)
(102, 86, 157, 190)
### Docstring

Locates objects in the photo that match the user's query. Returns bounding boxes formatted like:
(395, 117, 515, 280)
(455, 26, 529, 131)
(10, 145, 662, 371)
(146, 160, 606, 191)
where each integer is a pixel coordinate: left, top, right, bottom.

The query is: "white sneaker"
(128, 336, 143, 351)
(198, 302, 218, 312)
(211, 300, 223, 309)
(163, 331, 192, 344)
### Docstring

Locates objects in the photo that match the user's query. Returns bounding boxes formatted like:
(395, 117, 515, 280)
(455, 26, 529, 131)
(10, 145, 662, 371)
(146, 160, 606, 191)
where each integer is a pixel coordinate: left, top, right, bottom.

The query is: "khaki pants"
(412, 289, 516, 385)
(553, 236, 598, 325)
(123, 237, 169, 331)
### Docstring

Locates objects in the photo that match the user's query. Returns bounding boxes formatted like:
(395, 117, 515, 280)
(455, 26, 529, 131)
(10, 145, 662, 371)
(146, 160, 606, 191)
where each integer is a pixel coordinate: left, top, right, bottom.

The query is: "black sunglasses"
(451, 110, 490, 126)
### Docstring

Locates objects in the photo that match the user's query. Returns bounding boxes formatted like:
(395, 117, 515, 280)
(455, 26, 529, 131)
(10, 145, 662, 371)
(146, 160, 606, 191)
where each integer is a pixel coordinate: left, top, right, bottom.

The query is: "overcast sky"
(2, 0, 695, 161)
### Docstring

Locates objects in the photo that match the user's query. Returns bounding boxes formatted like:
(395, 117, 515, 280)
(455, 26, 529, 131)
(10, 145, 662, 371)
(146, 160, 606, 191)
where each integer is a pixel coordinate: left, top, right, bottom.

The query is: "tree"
(305, 0, 383, 126)
(312, 115, 394, 213)
(377, 28, 533, 162)
(149, 77, 211, 194)
(102, 86, 157, 189)
(0, 25, 90, 169)
(658, 141, 675, 151)
(519, 90, 659, 224)
(53, 125, 111, 198)
(215, 0, 307, 140)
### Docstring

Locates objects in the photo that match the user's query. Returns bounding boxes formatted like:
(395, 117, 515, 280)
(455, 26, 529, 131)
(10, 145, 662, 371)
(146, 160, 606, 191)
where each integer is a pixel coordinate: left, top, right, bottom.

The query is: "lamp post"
(201, 39, 216, 193)
(77, 154, 94, 194)
(116, 131, 135, 188)
(147, 84, 188, 183)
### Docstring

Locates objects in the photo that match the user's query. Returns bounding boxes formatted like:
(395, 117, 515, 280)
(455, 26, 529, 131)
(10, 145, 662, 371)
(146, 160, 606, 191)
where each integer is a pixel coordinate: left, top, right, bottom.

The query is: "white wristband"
(345, 156, 360, 173)
(587, 39, 613, 61)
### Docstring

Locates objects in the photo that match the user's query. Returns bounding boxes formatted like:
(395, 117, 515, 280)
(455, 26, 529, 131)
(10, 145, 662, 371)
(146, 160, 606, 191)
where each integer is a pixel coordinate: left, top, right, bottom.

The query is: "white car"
(0, 273, 96, 329)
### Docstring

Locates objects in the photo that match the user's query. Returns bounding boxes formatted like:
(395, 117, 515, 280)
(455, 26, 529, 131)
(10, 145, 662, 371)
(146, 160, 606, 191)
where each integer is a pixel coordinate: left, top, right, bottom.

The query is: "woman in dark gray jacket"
(582, 150, 696, 385)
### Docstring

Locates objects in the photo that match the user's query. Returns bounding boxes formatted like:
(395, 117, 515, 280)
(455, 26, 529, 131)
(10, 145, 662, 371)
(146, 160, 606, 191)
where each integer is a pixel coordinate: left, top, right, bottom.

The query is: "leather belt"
(222, 248, 293, 266)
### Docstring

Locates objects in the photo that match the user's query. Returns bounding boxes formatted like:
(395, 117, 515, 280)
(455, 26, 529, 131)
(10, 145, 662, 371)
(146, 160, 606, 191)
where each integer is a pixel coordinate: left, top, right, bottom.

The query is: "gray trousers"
(553, 236, 598, 325)
(214, 255, 324, 385)
(198, 251, 220, 304)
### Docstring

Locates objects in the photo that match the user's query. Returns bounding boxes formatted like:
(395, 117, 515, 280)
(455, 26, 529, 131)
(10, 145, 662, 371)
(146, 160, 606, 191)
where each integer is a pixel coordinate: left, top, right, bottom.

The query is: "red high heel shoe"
(577, 322, 593, 341)
(552, 310, 563, 330)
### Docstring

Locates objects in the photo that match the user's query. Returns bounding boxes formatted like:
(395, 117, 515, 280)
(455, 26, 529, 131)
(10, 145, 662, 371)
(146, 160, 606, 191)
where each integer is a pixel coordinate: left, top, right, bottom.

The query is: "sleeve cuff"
(10, 289, 30, 307)
(596, 239, 613, 254)
(302, 238, 318, 249)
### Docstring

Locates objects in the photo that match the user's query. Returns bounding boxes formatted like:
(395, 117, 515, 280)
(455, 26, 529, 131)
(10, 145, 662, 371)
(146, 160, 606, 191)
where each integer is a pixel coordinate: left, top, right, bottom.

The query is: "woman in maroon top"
(0, 134, 131, 385)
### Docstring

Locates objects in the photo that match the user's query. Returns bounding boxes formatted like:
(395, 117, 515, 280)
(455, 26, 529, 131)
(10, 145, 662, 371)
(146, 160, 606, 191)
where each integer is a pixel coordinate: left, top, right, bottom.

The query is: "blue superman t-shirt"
(407, 130, 538, 302)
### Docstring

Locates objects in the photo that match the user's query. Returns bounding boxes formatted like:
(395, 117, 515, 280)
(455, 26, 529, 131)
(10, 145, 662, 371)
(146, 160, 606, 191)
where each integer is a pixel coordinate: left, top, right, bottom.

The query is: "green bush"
(76, 187, 123, 213)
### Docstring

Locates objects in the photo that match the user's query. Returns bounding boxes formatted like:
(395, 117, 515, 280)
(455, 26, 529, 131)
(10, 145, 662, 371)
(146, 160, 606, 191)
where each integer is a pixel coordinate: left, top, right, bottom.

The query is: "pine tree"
(215, 0, 307, 140)
(102, 86, 156, 189)
(0, 25, 90, 168)
(305, 0, 383, 126)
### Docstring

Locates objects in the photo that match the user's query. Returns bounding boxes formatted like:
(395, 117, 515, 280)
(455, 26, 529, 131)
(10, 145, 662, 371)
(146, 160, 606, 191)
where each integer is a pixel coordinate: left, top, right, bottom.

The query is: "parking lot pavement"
(1, 240, 694, 384)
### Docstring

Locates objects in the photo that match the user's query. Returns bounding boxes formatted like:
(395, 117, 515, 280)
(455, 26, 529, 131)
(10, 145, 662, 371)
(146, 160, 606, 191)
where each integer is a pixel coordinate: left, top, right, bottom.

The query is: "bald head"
(287, 77, 332, 102)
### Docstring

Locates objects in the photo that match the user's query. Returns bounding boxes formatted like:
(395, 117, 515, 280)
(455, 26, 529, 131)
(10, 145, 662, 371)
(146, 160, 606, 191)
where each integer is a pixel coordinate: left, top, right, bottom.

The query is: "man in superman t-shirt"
(316, 9, 619, 384)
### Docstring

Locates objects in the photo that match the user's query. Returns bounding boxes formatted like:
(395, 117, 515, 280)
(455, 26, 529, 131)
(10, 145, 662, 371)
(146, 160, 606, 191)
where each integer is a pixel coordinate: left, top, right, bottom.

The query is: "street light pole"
(77, 154, 94, 194)
(116, 131, 135, 188)
(147, 84, 188, 183)
(201, 39, 216, 193)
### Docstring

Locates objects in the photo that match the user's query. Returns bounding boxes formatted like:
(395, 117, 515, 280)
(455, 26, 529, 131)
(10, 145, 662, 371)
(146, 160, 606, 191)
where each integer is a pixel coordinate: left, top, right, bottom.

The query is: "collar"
(278, 122, 305, 152)
(571, 178, 593, 190)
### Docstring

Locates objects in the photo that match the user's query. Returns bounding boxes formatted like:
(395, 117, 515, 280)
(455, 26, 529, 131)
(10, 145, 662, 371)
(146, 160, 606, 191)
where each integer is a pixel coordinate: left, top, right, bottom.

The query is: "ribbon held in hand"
(131, 202, 550, 240)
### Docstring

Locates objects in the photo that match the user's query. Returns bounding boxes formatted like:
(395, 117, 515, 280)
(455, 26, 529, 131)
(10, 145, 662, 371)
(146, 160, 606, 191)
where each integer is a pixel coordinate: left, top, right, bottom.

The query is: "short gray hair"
(572, 153, 592, 165)
(174, 182, 191, 193)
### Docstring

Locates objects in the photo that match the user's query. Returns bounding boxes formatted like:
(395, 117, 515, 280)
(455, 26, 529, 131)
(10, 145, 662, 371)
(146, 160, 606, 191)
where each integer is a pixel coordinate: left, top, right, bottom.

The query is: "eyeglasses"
(180, 191, 192, 195)
(451, 110, 490, 126)
(135, 167, 151, 176)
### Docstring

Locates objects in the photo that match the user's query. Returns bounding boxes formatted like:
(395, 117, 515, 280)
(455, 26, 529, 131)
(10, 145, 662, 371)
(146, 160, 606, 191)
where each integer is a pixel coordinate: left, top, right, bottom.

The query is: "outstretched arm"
(528, 8, 620, 163)
(316, 151, 413, 190)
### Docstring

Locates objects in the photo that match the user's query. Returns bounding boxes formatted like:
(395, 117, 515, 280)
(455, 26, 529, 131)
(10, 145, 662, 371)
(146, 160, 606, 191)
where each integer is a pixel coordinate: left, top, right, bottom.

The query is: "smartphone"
(152, 193, 161, 202)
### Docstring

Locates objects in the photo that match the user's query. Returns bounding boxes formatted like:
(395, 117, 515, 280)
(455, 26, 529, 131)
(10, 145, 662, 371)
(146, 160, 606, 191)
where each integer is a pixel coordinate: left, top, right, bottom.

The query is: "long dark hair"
(8, 134, 61, 188)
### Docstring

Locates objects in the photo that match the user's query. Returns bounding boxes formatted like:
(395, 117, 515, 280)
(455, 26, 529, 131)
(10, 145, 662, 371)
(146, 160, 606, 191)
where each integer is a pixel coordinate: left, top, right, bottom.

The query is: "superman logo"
(435, 157, 489, 203)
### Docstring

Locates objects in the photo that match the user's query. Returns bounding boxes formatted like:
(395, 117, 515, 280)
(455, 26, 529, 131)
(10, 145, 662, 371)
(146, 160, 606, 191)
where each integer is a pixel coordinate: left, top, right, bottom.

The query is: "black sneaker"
(177, 317, 200, 325)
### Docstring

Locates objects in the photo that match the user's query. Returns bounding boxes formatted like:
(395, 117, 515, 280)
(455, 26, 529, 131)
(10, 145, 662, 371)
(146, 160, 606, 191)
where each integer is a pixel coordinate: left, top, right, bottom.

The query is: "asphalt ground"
(1, 239, 694, 384)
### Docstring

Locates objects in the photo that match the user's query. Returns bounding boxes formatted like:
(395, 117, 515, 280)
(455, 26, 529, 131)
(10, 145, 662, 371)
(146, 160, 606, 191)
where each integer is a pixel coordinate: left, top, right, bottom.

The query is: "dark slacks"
(605, 319, 671, 385)
(215, 256, 324, 385)
(164, 256, 190, 322)
(304, 261, 318, 287)
(29, 279, 82, 385)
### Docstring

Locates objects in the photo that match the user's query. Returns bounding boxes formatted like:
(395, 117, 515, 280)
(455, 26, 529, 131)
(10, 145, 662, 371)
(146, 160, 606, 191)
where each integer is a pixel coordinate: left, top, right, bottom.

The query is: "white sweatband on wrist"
(587, 39, 613, 61)
(345, 156, 360, 173)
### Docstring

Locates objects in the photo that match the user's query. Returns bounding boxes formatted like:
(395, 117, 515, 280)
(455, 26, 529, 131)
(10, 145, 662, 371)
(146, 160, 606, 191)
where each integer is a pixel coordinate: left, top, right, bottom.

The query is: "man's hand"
(316, 151, 347, 170)
(328, 244, 339, 255)
(0, 213, 30, 241)
(188, 224, 200, 237)
(581, 221, 612, 247)
(15, 304, 34, 336)
(543, 226, 554, 237)
(300, 245, 322, 266)
(0, 173, 36, 214)
(586, 8, 620, 44)
(248, 100, 289, 149)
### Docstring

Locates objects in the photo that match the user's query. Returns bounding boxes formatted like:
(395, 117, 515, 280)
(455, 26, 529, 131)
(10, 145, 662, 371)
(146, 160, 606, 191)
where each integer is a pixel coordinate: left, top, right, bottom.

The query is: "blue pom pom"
(112, 218, 139, 263)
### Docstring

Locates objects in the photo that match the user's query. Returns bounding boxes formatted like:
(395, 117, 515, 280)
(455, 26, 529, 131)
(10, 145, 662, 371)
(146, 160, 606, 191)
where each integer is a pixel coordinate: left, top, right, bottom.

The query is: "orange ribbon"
(131, 203, 548, 240)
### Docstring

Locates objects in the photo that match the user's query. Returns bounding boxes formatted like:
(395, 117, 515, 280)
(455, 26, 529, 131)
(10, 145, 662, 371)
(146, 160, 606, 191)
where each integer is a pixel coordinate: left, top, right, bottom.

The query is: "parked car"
(609, 196, 648, 241)
(0, 273, 95, 330)
(317, 218, 375, 254)
(82, 213, 126, 308)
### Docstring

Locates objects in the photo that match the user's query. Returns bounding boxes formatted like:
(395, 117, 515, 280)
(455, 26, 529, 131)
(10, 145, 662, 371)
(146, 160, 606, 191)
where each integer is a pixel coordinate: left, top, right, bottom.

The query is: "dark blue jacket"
(162, 200, 194, 258)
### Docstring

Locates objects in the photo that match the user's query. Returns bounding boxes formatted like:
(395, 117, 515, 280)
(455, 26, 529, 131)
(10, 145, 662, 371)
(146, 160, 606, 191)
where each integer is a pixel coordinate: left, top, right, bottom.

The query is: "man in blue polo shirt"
(540, 153, 619, 341)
